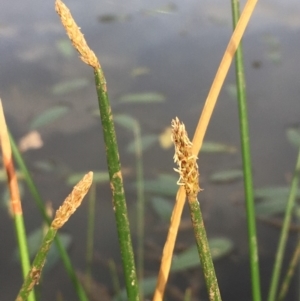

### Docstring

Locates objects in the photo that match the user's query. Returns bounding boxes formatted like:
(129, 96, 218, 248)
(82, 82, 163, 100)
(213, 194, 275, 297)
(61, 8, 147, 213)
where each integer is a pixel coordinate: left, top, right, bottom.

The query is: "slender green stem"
(16, 226, 58, 301)
(267, 148, 300, 301)
(277, 237, 300, 301)
(86, 183, 96, 276)
(187, 196, 221, 301)
(231, 1, 261, 301)
(94, 68, 139, 301)
(14, 215, 36, 301)
(134, 123, 145, 296)
(9, 132, 89, 301)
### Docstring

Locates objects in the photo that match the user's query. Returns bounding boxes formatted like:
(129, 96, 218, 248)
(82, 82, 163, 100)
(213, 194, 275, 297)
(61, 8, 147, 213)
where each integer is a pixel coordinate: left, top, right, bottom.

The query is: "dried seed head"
(52, 172, 93, 229)
(55, 0, 100, 69)
(171, 117, 200, 197)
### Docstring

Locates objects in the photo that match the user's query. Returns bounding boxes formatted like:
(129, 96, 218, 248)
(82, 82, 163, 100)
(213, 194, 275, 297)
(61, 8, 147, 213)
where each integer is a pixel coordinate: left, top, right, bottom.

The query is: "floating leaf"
(18, 130, 43, 151)
(255, 198, 289, 217)
(286, 127, 300, 147)
(13, 228, 72, 273)
(150, 196, 173, 221)
(56, 39, 75, 58)
(119, 92, 165, 104)
(141, 174, 178, 197)
(30, 106, 69, 130)
(171, 238, 233, 272)
(159, 127, 172, 149)
(255, 186, 300, 200)
(52, 78, 89, 95)
(131, 67, 150, 77)
(114, 114, 137, 131)
(201, 141, 236, 153)
(126, 135, 157, 154)
(209, 169, 243, 184)
(67, 171, 109, 185)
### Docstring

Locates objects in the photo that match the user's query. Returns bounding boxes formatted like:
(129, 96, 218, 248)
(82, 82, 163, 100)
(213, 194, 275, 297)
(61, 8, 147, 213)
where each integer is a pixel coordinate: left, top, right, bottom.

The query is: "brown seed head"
(55, 0, 100, 69)
(171, 117, 200, 197)
(52, 172, 93, 229)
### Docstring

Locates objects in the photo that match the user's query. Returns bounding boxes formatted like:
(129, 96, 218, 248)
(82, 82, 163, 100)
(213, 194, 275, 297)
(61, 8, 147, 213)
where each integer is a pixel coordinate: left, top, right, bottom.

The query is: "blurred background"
(0, 0, 300, 300)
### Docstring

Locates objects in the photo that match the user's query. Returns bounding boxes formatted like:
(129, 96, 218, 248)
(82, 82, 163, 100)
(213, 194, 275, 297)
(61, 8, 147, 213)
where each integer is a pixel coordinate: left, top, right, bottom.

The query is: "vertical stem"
(188, 196, 222, 301)
(94, 68, 139, 301)
(267, 148, 300, 301)
(231, 1, 261, 301)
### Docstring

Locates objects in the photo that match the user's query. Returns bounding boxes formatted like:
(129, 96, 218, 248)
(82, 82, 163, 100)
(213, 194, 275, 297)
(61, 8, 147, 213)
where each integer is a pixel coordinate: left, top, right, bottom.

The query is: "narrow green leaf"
(150, 196, 173, 221)
(201, 141, 236, 153)
(126, 135, 157, 154)
(51, 78, 89, 95)
(119, 92, 165, 104)
(209, 169, 243, 183)
(67, 171, 109, 185)
(171, 238, 233, 272)
(30, 105, 70, 130)
(286, 127, 300, 148)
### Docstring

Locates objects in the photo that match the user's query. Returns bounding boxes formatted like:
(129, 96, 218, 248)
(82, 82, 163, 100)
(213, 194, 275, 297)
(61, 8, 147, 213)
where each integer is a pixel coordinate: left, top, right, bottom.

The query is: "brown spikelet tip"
(171, 117, 200, 197)
(55, 0, 100, 69)
(52, 171, 93, 229)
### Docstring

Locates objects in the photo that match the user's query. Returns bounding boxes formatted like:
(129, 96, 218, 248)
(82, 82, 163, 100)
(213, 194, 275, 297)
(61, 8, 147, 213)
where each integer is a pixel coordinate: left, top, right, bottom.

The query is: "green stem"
(15, 226, 58, 301)
(267, 148, 300, 301)
(277, 237, 300, 301)
(14, 215, 36, 301)
(231, 1, 262, 301)
(187, 196, 222, 301)
(9, 131, 89, 301)
(94, 68, 139, 301)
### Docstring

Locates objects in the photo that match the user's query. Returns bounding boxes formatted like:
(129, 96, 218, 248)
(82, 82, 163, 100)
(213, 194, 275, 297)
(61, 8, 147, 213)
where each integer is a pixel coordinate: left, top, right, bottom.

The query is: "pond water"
(0, 0, 300, 300)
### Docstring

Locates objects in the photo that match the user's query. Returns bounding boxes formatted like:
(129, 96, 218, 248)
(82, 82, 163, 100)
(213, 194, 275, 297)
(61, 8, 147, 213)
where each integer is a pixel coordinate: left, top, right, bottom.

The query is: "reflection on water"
(0, 0, 300, 300)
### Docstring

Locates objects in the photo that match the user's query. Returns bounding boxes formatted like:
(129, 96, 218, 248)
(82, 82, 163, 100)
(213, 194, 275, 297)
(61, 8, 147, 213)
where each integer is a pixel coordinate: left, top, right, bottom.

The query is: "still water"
(0, 0, 300, 300)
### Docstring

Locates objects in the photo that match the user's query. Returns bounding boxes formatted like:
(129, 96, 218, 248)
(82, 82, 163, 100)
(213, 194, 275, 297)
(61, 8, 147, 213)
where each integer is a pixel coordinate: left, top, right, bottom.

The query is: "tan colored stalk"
(153, 0, 258, 300)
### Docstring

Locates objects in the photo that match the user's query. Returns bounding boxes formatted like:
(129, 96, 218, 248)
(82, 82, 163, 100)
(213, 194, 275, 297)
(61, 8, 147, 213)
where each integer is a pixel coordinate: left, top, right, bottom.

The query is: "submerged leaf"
(98, 13, 131, 23)
(225, 83, 237, 100)
(126, 135, 157, 153)
(201, 141, 236, 153)
(131, 67, 150, 77)
(67, 171, 109, 185)
(171, 238, 233, 272)
(30, 106, 70, 130)
(159, 127, 173, 149)
(52, 78, 89, 95)
(142, 174, 178, 197)
(210, 169, 243, 184)
(255, 198, 289, 217)
(286, 127, 300, 147)
(114, 114, 137, 131)
(255, 186, 300, 200)
(150, 196, 173, 221)
(119, 92, 165, 103)
(56, 39, 75, 58)
(18, 131, 43, 151)
(13, 228, 72, 273)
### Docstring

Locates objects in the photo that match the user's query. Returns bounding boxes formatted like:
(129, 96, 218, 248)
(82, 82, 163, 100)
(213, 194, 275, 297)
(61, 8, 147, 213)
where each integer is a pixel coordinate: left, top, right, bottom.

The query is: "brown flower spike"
(55, 0, 100, 69)
(52, 172, 93, 229)
(171, 117, 201, 197)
